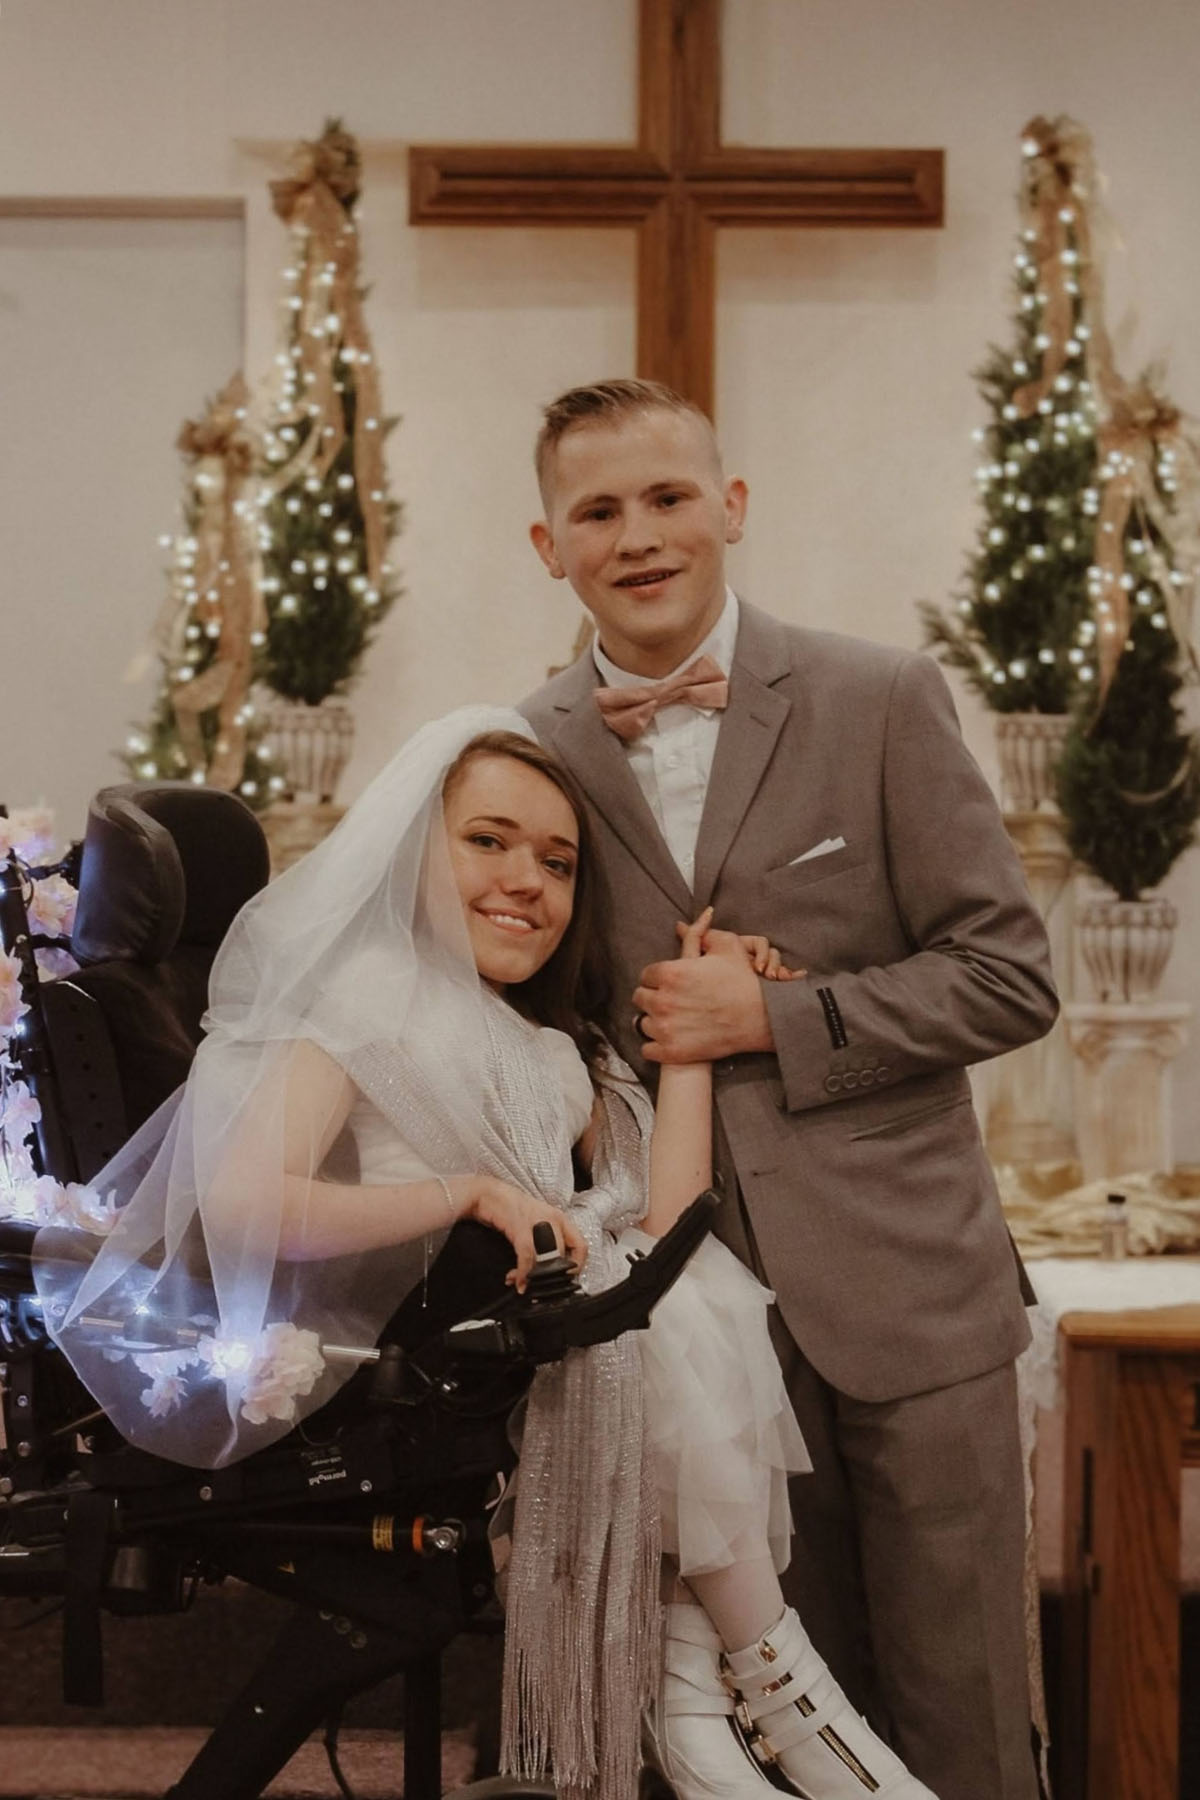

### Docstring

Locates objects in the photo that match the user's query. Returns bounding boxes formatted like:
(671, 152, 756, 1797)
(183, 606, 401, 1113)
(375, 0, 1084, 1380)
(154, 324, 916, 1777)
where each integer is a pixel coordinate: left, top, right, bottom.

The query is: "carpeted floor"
(0, 1581, 503, 1799)
(4, 1588, 1197, 1796)
(0, 1726, 476, 1798)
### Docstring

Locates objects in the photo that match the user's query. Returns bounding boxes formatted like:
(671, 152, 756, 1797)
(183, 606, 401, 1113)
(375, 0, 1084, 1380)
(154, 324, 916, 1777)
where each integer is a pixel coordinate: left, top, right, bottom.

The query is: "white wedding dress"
(350, 1012, 809, 1581)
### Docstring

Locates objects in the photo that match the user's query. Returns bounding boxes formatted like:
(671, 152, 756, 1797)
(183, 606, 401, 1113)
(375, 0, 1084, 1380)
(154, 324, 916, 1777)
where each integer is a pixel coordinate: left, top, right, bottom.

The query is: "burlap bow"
(1011, 115, 1119, 422)
(263, 123, 387, 593)
(168, 373, 267, 791)
(1091, 375, 1200, 718)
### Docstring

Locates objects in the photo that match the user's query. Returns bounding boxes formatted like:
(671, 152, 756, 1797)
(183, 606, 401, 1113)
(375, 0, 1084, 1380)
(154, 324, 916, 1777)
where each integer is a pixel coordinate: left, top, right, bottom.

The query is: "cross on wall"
(410, 0, 945, 419)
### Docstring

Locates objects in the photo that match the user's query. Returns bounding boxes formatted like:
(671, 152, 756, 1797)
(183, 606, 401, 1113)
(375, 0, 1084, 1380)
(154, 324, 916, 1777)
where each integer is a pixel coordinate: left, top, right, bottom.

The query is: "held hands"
(458, 1174, 588, 1292)
(633, 909, 804, 1065)
(703, 927, 804, 984)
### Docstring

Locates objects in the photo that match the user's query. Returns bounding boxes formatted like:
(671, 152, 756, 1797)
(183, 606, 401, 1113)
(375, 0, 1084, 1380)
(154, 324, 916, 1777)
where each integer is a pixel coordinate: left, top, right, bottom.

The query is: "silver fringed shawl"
(351, 993, 661, 1800)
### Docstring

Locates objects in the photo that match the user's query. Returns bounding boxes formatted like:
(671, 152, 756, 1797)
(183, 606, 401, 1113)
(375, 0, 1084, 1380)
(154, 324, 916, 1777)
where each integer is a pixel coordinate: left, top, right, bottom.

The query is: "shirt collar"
(592, 588, 739, 690)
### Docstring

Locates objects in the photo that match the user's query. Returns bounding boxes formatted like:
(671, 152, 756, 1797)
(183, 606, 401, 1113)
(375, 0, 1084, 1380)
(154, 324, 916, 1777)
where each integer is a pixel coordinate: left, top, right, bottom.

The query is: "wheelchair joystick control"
(522, 1221, 581, 1306)
(531, 1222, 556, 1257)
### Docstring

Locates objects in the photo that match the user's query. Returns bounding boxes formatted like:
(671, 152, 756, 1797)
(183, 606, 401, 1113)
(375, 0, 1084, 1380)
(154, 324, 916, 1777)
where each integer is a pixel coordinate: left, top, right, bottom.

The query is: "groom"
(519, 379, 1055, 1800)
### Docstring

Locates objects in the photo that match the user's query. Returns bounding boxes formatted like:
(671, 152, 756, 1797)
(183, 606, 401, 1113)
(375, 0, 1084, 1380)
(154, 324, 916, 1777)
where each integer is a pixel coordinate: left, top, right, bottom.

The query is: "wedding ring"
(633, 1011, 650, 1039)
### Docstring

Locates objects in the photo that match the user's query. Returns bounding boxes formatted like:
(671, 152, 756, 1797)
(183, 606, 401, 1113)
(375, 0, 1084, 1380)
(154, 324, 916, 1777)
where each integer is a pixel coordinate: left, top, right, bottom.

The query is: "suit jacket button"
(858, 1069, 875, 1087)
(876, 1066, 890, 1081)
(824, 1075, 843, 1094)
(841, 1071, 859, 1090)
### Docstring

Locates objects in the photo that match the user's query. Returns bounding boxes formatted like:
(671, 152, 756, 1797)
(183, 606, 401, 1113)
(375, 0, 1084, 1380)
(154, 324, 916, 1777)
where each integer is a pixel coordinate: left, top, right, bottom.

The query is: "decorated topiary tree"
(121, 374, 273, 807)
(920, 117, 1117, 716)
(1055, 377, 1200, 901)
(256, 121, 401, 769)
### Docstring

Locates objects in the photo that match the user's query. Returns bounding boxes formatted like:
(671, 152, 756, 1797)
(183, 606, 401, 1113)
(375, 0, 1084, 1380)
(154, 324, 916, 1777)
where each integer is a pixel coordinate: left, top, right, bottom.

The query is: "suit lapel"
(691, 604, 793, 910)
(544, 659, 695, 917)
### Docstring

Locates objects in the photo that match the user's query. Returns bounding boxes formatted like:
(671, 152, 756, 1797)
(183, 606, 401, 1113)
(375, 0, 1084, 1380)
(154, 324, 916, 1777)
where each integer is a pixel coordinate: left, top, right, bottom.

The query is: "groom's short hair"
(534, 378, 720, 499)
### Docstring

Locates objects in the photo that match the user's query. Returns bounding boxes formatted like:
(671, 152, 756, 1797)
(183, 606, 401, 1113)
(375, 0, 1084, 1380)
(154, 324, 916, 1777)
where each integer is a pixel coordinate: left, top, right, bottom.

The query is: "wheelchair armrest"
(429, 1186, 721, 1370)
(0, 1218, 39, 1264)
(0, 1221, 97, 1289)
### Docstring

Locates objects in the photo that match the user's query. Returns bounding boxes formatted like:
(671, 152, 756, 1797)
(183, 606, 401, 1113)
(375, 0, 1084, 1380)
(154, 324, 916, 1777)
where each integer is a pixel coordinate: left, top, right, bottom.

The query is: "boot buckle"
(734, 1700, 777, 1767)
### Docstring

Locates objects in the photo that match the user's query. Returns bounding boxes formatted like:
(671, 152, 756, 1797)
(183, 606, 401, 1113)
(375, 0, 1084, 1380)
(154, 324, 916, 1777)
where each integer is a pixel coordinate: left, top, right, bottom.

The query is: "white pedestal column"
(1063, 1001, 1191, 1181)
(985, 811, 1078, 1166)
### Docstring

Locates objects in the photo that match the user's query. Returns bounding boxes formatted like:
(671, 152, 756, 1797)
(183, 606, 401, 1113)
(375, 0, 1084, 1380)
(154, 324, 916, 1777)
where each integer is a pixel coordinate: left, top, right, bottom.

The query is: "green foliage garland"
(1055, 498, 1200, 900)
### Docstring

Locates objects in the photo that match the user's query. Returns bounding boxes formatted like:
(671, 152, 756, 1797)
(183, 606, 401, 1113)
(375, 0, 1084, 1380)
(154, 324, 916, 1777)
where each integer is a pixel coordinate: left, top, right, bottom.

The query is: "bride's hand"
(459, 1175, 588, 1291)
(674, 906, 713, 960)
(674, 913, 804, 981)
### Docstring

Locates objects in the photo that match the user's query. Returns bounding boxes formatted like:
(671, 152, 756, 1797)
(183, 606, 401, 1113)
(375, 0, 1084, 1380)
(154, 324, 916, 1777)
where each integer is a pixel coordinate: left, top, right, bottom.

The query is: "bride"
(39, 706, 936, 1800)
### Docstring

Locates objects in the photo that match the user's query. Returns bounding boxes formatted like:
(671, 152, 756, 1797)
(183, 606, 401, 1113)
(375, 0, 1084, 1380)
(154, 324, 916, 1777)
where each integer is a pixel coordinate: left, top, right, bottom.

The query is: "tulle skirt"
(617, 1228, 811, 1577)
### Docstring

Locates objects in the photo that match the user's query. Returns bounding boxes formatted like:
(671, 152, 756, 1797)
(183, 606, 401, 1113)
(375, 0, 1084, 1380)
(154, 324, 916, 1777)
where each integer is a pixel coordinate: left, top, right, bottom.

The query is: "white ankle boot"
(645, 1602, 779, 1799)
(721, 1607, 939, 1799)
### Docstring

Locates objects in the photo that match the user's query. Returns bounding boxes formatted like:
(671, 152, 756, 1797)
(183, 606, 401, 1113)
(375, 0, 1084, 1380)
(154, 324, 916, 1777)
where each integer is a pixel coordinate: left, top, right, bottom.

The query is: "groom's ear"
(530, 520, 565, 580)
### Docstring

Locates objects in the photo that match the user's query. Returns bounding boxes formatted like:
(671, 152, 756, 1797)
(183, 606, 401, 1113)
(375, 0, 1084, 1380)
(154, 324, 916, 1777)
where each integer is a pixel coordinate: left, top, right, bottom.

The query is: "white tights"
(669, 1553, 784, 1655)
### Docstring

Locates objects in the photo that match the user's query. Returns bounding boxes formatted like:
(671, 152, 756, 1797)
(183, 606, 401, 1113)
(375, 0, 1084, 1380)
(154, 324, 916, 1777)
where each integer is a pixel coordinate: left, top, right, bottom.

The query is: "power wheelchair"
(0, 783, 715, 1800)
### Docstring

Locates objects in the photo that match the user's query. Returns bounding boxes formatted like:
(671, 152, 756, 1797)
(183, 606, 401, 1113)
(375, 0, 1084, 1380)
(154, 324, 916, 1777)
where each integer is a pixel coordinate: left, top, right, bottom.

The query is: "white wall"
(0, 211, 244, 820)
(1, 0, 1198, 1154)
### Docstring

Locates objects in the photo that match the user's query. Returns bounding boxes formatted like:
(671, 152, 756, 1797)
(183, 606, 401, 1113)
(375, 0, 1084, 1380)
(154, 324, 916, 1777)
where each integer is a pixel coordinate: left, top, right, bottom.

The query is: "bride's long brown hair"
(442, 731, 617, 1070)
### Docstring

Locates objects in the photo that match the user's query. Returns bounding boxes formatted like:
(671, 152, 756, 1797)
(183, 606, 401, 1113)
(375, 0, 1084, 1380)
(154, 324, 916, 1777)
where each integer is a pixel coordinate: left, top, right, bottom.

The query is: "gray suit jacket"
(521, 601, 1057, 1402)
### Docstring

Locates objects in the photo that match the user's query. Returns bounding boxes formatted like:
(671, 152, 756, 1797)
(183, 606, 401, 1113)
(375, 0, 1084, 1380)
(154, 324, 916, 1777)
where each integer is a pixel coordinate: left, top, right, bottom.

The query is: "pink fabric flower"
(36, 945, 80, 979)
(0, 1172, 65, 1225)
(239, 1323, 326, 1425)
(9, 808, 56, 862)
(29, 875, 77, 939)
(64, 1182, 118, 1235)
(0, 950, 29, 1034)
(0, 1079, 41, 1141)
(143, 1371, 191, 1418)
(0, 1170, 117, 1232)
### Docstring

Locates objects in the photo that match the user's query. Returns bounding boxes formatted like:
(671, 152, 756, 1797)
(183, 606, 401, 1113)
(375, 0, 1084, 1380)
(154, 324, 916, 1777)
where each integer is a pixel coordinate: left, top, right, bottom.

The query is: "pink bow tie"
(594, 655, 729, 743)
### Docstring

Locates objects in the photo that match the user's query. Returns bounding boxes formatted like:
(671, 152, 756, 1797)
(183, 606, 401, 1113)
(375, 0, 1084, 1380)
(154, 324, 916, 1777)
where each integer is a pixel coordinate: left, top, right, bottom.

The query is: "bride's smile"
(443, 751, 579, 989)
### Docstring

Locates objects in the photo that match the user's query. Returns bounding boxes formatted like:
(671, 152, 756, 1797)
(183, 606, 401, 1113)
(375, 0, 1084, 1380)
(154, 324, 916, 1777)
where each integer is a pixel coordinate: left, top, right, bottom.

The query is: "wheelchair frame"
(0, 807, 716, 1799)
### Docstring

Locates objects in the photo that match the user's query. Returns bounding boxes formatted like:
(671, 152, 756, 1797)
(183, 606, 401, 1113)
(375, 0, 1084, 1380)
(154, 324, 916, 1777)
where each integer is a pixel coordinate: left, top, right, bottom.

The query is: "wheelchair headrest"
(71, 783, 270, 967)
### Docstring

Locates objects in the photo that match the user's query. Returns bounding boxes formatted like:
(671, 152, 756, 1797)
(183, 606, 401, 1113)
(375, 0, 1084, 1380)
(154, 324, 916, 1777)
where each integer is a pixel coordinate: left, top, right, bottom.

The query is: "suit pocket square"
(789, 836, 846, 866)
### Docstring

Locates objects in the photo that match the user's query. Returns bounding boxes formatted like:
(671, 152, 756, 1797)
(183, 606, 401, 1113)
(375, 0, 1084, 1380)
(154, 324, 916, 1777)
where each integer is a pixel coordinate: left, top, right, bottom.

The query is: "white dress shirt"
(593, 590, 738, 890)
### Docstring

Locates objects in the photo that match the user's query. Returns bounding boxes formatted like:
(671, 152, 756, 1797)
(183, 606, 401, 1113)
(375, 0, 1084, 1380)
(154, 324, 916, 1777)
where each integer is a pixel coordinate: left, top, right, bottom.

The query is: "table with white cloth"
(1021, 1258, 1200, 1800)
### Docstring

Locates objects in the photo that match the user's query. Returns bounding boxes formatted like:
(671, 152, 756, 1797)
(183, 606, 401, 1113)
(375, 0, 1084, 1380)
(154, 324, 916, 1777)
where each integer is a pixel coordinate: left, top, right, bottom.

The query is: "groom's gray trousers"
(719, 1185, 1040, 1800)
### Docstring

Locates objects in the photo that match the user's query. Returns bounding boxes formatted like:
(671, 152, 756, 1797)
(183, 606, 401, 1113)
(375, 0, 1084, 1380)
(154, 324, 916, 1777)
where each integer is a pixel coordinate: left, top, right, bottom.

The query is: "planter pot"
(257, 695, 355, 805)
(994, 712, 1072, 814)
(1077, 893, 1179, 1002)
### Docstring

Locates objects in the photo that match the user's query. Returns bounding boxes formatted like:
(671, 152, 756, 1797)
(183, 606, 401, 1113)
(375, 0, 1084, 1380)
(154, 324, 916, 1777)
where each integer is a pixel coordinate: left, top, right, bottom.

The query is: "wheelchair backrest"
(43, 783, 269, 1181)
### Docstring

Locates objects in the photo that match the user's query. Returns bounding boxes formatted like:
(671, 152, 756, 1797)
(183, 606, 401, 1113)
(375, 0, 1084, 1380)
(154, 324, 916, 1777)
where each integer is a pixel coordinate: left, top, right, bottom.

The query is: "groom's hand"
(633, 953, 776, 1062)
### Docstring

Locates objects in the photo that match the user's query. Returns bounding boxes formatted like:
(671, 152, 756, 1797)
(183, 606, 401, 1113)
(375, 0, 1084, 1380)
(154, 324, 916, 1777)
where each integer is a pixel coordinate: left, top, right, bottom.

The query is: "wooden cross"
(409, 0, 943, 419)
